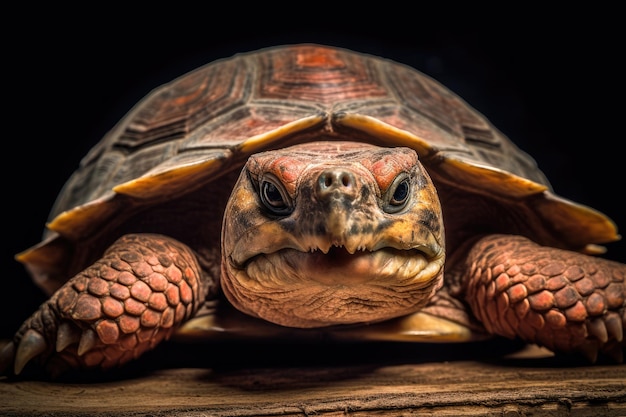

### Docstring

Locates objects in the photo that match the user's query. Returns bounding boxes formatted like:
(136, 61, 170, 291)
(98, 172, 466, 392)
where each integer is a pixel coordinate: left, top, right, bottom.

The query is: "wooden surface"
(1, 339, 625, 416)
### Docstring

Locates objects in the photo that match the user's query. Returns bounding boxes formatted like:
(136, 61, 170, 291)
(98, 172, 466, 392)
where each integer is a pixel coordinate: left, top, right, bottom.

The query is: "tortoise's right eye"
(260, 178, 293, 215)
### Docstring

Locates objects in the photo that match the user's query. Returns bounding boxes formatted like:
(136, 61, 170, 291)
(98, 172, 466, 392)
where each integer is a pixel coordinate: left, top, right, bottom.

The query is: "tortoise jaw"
(221, 242, 445, 328)
(229, 233, 443, 286)
(229, 220, 443, 269)
(282, 246, 441, 286)
(227, 225, 444, 287)
(222, 224, 445, 328)
(306, 233, 442, 259)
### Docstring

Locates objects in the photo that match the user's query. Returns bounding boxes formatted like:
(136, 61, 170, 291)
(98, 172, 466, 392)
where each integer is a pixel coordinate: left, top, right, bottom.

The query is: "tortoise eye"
(384, 174, 411, 213)
(260, 178, 293, 215)
(391, 179, 409, 205)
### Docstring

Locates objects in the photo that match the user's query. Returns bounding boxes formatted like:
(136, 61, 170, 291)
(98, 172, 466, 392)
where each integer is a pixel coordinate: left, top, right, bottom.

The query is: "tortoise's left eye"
(383, 174, 411, 213)
(260, 177, 293, 215)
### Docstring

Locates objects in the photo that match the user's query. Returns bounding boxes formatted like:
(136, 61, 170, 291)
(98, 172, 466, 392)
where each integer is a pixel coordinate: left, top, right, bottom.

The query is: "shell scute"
(255, 45, 390, 104)
(120, 57, 251, 146)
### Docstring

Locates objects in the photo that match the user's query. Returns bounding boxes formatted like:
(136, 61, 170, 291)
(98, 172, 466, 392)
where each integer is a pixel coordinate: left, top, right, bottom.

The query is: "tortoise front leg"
(460, 234, 625, 362)
(0, 233, 215, 377)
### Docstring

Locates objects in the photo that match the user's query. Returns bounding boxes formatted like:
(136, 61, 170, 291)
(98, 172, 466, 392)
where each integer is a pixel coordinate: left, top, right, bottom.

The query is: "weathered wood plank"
(1, 340, 625, 416)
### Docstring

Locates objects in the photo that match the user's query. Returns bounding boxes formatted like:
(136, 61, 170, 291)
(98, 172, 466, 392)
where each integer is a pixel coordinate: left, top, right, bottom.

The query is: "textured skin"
(3, 234, 212, 375)
(462, 235, 625, 361)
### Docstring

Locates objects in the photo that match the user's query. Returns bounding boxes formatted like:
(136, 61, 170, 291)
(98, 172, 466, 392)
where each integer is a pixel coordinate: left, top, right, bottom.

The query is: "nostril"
(317, 169, 358, 199)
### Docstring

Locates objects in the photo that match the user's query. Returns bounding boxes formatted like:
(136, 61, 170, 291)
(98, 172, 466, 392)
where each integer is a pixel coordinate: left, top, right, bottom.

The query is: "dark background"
(3, 6, 624, 339)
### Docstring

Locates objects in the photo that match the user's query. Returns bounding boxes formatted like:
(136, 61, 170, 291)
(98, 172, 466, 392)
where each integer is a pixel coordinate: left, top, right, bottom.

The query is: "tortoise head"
(220, 141, 445, 328)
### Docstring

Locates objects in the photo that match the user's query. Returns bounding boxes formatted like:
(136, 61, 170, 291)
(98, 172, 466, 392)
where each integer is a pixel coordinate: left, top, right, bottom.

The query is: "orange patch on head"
(369, 159, 397, 191)
(267, 156, 304, 191)
(367, 151, 418, 192)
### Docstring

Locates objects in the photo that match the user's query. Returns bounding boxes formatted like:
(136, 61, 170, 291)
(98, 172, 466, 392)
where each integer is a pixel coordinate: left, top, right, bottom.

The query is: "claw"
(588, 318, 608, 343)
(605, 313, 623, 342)
(56, 322, 81, 352)
(77, 328, 98, 356)
(14, 329, 47, 375)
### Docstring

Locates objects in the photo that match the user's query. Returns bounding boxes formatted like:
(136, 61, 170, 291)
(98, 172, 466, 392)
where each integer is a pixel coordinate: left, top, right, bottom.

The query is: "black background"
(3, 6, 624, 339)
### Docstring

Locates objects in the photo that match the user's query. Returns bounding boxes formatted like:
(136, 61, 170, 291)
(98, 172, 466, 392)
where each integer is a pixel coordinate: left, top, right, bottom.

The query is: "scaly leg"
(0, 233, 215, 377)
(460, 234, 625, 362)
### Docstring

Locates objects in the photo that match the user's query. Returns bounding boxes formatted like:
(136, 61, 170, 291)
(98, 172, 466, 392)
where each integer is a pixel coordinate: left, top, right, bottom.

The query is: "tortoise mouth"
(221, 243, 445, 328)
(279, 246, 436, 286)
(228, 221, 443, 270)
(230, 235, 443, 288)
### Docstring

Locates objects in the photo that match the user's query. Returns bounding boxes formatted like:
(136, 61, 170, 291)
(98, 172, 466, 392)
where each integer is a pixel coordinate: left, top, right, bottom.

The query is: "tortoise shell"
(18, 44, 617, 297)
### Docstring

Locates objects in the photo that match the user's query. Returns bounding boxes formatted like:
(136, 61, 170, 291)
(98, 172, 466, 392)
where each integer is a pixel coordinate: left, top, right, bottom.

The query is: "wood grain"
(1, 339, 625, 416)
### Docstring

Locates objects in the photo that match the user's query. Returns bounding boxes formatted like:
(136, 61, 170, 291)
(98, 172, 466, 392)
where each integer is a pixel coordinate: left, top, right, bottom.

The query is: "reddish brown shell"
(18, 44, 618, 294)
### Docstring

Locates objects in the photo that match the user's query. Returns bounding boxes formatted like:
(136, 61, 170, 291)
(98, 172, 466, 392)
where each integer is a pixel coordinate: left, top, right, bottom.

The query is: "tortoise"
(2, 44, 625, 377)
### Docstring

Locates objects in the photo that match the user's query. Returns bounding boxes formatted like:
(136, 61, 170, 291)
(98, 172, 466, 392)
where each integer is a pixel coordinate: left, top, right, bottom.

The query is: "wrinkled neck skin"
(220, 141, 446, 328)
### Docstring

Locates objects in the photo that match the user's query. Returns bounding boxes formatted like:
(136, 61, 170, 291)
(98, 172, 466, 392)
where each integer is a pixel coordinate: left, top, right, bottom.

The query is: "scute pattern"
(59, 44, 548, 217)
(122, 58, 250, 145)
(256, 45, 389, 103)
